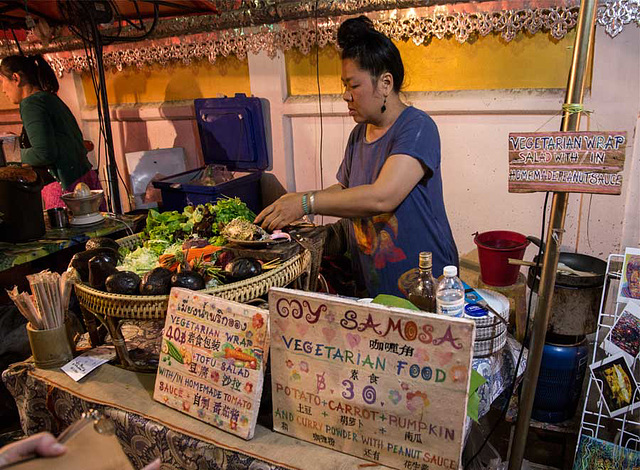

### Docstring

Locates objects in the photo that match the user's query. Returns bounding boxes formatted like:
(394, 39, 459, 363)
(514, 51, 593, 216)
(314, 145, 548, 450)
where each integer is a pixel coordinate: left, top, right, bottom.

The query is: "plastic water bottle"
(436, 266, 465, 317)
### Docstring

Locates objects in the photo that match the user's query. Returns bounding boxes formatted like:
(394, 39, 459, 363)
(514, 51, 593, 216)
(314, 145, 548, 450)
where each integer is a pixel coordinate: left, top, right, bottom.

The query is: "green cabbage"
(118, 246, 160, 275)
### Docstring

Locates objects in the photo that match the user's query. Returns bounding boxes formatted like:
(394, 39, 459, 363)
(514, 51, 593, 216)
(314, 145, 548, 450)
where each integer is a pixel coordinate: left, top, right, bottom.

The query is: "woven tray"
(75, 234, 312, 321)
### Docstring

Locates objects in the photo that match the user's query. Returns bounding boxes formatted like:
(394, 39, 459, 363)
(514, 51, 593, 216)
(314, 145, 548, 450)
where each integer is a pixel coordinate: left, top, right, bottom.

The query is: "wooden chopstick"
(508, 258, 538, 267)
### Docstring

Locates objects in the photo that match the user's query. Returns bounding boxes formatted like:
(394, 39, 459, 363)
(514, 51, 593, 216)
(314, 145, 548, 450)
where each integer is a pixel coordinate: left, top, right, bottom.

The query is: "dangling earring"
(381, 96, 387, 114)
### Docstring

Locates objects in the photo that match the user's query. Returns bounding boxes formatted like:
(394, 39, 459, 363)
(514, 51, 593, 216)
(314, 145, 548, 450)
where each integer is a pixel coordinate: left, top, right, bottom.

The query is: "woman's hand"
(255, 192, 304, 231)
(0, 432, 66, 466)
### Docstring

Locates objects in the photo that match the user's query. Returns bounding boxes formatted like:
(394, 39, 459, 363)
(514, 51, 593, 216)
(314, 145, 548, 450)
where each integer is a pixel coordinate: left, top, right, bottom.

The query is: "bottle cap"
(443, 265, 457, 277)
(418, 252, 432, 269)
(464, 303, 488, 318)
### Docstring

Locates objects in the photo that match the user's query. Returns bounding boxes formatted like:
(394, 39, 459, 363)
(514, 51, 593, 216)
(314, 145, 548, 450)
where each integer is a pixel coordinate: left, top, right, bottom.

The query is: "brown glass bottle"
(408, 252, 437, 312)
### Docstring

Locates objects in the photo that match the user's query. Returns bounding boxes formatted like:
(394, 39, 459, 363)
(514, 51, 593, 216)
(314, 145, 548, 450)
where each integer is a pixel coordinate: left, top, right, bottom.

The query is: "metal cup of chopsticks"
(7, 270, 75, 368)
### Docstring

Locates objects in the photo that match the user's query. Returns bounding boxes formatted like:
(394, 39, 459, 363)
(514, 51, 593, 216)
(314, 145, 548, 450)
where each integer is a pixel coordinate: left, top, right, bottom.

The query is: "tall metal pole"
(508, 1, 597, 468)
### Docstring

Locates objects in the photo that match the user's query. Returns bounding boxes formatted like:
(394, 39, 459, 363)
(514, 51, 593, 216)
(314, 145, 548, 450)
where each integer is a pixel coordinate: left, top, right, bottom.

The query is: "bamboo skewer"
(7, 270, 74, 330)
(24, 294, 40, 327)
(7, 287, 38, 327)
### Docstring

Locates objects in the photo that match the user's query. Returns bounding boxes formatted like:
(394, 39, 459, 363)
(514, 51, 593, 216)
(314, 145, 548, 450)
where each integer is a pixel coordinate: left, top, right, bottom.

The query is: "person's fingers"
(0, 433, 65, 465)
(142, 458, 161, 470)
(255, 203, 277, 226)
(257, 211, 274, 230)
(34, 433, 66, 458)
(267, 215, 288, 232)
(254, 206, 269, 224)
(266, 215, 279, 232)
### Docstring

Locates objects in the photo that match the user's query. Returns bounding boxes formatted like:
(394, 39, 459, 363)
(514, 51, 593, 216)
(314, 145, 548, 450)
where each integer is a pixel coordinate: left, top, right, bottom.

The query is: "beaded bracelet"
(301, 193, 310, 215)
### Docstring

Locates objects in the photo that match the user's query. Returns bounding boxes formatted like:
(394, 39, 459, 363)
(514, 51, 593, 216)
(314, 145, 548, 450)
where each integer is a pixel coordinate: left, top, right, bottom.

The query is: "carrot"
(185, 245, 222, 263)
(159, 254, 175, 264)
(224, 346, 255, 363)
(159, 254, 180, 272)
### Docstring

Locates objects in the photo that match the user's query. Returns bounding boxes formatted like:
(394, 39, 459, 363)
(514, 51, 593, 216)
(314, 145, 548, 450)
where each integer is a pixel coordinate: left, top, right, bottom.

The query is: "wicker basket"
(74, 234, 311, 369)
(75, 234, 311, 320)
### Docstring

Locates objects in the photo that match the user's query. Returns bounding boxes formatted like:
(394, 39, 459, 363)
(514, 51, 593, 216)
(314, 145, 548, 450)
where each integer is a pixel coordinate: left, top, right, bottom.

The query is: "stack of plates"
(468, 289, 509, 358)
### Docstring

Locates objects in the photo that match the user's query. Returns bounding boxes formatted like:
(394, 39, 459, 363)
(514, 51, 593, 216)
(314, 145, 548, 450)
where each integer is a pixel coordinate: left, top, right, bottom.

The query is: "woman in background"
(256, 16, 458, 297)
(0, 54, 102, 210)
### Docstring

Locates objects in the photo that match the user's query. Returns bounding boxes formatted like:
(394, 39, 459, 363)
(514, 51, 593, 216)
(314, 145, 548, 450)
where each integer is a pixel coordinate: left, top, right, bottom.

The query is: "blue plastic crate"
(153, 169, 262, 213)
(153, 94, 269, 213)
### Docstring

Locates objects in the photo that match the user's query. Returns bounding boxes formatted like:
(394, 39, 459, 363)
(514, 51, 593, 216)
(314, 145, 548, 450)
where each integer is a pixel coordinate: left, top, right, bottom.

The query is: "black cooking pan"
(526, 236, 606, 288)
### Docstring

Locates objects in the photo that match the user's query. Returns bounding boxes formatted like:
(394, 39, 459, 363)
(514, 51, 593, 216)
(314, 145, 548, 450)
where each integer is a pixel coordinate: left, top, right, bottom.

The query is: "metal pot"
(526, 236, 606, 288)
(526, 236, 606, 337)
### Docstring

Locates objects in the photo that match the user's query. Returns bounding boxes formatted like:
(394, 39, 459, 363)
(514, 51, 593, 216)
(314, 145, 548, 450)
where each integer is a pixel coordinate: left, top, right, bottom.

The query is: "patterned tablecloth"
(0, 214, 142, 271)
(2, 362, 293, 470)
(2, 322, 526, 469)
(473, 336, 528, 417)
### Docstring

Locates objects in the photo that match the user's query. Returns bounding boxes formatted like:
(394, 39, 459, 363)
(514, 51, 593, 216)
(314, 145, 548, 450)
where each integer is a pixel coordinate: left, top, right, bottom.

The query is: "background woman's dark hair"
(337, 16, 404, 93)
(0, 54, 59, 94)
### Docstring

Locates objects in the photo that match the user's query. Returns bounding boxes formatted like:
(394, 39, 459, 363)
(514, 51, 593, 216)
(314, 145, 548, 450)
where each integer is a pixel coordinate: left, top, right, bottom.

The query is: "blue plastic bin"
(153, 94, 270, 213)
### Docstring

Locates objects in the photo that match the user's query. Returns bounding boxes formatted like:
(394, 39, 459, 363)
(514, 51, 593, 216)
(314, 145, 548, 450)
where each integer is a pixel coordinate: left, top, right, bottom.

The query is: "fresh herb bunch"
(144, 209, 188, 242)
(143, 198, 255, 244)
(212, 197, 256, 226)
(193, 204, 218, 238)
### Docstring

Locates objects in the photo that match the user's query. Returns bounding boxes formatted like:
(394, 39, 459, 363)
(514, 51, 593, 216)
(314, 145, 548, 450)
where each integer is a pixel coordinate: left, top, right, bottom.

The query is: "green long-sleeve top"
(20, 91, 91, 189)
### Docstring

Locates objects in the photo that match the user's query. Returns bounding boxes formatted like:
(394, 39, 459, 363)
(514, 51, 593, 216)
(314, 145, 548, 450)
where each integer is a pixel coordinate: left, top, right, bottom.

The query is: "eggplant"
(140, 267, 173, 295)
(88, 254, 118, 291)
(171, 271, 206, 291)
(85, 237, 120, 252)
(225, 258, 262, 281)
(106, 271, 141, 295)
(71, 247, 119, 282)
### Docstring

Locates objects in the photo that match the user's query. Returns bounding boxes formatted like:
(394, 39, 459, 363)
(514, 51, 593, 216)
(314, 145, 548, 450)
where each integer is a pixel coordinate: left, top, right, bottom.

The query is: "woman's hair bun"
(337, 15, 405, 93)
(337, 16, 375, 50)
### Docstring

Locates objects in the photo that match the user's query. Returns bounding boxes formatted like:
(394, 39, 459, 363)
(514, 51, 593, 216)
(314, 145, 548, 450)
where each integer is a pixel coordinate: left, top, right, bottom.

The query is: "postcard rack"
(576, 253, 640, 453)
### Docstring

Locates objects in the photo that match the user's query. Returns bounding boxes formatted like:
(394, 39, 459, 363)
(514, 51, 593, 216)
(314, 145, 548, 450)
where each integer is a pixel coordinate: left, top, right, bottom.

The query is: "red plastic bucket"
(474, 231, 530, 286)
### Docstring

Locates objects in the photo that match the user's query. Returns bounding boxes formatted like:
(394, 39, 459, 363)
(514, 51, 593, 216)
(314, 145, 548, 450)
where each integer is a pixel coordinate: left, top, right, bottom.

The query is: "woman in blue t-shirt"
(255, 16, 458, 297)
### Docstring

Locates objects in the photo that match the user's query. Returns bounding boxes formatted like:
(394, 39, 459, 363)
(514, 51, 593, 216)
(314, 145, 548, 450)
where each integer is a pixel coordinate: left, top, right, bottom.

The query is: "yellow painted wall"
(0, 92, 17, 110)
(286, 31, 579, 95)
(82, 56, 251, 105)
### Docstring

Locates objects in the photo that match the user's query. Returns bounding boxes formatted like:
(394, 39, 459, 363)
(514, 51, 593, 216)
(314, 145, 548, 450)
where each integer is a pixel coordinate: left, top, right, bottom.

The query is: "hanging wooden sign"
(508, 131, 626, 194)
(269, 288, 475, 470)
(153, 288, 269, 440)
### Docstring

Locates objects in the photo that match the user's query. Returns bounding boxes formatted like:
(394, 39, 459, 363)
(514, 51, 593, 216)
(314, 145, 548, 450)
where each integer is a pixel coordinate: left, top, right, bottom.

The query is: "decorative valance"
(0, 0, 635, 75)
(598, 0, 640, 36)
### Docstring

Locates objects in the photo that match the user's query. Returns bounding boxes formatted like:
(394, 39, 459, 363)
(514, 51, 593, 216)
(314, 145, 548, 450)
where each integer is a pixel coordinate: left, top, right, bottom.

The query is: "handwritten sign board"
(269, 288, 475, 470)
(508, 131, 626, 194)
(153, 287, 269, 440)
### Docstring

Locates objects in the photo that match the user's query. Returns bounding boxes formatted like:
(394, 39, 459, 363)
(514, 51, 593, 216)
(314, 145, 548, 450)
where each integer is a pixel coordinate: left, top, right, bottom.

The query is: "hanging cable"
(102, 1, 158, 42)
(57, 0, 153, 213)
(9, 28, 23, 55)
